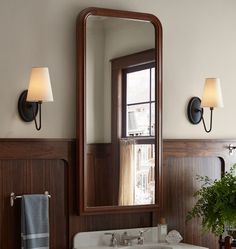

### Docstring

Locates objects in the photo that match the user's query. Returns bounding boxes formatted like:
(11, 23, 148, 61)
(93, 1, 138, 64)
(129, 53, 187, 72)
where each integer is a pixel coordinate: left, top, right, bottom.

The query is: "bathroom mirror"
(77, 7, 162, 214)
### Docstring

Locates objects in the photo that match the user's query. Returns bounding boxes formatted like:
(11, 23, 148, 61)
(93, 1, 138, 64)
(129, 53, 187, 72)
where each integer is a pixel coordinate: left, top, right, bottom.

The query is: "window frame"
(122, 62, 156, 139)
(109, 48, 162, 211)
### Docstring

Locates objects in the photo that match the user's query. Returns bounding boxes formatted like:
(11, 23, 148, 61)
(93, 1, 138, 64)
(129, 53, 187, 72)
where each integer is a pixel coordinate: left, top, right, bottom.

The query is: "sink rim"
(120, 244, 173, 249)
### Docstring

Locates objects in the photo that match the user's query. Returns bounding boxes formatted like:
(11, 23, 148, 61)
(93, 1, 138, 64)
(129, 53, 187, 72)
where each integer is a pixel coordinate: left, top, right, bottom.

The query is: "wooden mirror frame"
(76, 7, 163, 215)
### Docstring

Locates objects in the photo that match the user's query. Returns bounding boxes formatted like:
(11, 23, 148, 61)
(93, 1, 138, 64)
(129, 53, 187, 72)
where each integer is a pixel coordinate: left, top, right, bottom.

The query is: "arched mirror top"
(76, 7, 162, 215)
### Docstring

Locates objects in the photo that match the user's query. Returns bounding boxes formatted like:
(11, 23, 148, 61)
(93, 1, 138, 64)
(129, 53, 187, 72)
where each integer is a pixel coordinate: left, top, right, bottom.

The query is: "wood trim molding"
(163, 139, 236, 170)
(0, 139, 74, 161)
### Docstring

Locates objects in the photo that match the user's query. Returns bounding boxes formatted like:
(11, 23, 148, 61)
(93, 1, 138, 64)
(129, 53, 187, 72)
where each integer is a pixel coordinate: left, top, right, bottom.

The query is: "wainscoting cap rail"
(10, 191, 51, 207)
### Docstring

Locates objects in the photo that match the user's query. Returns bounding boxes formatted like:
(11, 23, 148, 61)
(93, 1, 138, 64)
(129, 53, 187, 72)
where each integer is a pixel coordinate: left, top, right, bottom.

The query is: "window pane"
(127, 69, 150, 104)
(134, 144, 155, 205)
(151, 103, 155, 136)
(127, 104, 150, 136)
(151, 67, 155, 101)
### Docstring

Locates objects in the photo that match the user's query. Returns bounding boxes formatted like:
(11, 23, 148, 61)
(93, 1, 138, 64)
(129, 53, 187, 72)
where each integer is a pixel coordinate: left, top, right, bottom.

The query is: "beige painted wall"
(0, 0, 236, 138)
(86, 18, 106, 143)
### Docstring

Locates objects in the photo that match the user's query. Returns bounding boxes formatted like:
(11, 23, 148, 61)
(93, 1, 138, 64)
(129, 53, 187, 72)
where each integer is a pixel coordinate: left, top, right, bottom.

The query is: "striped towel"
(21, 195, 49, 249)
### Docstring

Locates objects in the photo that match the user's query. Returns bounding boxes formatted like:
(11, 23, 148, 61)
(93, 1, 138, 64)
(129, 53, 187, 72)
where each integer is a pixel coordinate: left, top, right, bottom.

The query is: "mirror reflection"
(85, 15, 156, 207)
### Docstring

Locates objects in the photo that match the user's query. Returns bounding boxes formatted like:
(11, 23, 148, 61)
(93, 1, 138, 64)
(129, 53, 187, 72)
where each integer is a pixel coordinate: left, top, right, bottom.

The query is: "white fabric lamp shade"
(200, 78, 223, 108)
(26, 67, 53, 102)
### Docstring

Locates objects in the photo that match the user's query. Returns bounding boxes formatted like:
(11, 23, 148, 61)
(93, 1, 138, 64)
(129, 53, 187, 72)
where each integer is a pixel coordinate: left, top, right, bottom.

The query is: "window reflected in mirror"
(134, 144, 155, 204)
(118, 51, 156, 206)
(125, 64, 155, 137)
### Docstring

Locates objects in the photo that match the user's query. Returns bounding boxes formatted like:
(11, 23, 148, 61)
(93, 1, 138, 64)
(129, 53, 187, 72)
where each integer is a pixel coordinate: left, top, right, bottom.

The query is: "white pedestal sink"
(73, 227, 208, 249)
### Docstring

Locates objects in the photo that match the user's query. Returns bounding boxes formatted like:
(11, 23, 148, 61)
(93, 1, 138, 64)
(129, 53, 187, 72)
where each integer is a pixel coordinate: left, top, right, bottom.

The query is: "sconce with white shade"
(187, 78, 223, 133)
(18, 67, 53, 131)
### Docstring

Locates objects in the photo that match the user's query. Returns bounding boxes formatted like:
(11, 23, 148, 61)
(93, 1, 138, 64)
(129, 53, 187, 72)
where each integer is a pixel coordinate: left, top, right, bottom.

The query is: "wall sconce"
(187, 78, 223, 133)
(18, 67, 53, 131)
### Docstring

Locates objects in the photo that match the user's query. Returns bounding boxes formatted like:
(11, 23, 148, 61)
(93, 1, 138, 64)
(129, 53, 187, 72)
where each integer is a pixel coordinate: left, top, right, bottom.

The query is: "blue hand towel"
(21, 195, 49, 249)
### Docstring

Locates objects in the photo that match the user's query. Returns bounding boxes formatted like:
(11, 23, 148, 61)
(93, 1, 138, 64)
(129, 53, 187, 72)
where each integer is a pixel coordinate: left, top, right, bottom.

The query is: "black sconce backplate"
(18, 90, 38, 122)
(187, 97, 203, 124)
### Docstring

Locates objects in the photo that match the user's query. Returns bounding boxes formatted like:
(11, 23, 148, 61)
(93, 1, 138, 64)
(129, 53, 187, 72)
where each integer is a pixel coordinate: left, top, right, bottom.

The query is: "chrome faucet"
(121, 229, 149, 246)
(105, 229, 149, 247)
(121, 232, 139, 246)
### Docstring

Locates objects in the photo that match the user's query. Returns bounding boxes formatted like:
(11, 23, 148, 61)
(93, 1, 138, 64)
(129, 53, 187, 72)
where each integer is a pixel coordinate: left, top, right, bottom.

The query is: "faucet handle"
(104, 232, 117, 247)
(138, 229, 149, 245)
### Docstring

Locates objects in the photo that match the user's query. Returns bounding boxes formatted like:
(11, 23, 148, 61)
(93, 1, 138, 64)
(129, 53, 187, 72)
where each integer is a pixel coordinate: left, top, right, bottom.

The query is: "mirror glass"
(85, 15, 157, 207)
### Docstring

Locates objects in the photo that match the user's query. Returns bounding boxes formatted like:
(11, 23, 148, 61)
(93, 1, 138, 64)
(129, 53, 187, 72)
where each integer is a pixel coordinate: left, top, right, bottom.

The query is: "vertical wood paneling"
(86, 144, 113, 206)
(161, 139, 236, 249)
(0, 159, 68, 249)
(162, 157, 222, 249)
(0, 139, 72, 249)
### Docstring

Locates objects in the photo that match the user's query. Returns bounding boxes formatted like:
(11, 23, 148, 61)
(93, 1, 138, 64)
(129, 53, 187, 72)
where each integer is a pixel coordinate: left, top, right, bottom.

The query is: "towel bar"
(10, 191, 51, 207)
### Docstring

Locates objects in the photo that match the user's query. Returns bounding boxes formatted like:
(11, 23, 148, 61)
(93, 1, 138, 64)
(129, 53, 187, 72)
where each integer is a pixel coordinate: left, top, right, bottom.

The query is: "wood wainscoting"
(161, 139, 236, 249)
(85, 143, 114, 206)
(0, 139, 74, 249)
(0, 139, 235, 249)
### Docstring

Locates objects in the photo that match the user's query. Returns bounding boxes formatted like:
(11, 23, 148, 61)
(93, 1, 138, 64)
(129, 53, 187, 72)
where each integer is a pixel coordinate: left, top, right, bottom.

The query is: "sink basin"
(120, 243, 208, 249)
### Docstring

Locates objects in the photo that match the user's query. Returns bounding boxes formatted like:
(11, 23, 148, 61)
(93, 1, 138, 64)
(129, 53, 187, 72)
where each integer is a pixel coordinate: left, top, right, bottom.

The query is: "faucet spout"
(121, 232, 141, 246)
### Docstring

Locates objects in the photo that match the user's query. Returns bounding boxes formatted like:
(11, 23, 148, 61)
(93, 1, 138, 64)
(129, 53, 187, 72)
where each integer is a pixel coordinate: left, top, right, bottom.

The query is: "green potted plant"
(187, 165, 236, 236)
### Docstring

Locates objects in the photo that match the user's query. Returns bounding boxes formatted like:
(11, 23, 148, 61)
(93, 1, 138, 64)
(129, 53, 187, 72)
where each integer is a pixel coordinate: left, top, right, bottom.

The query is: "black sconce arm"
(18, 90, 42, 131)
(201, 107, 213, 133)
(32, 101, 42, 131)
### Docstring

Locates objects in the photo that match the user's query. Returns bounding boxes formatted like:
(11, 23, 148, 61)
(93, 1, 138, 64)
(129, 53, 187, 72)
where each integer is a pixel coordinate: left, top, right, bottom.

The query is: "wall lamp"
(187, 78, 223, 133)
(18, 67, 53, 131)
